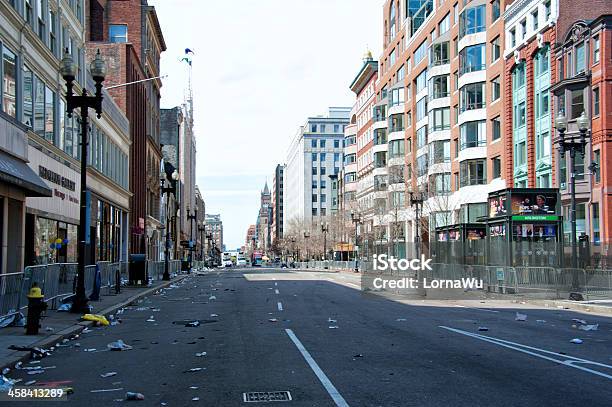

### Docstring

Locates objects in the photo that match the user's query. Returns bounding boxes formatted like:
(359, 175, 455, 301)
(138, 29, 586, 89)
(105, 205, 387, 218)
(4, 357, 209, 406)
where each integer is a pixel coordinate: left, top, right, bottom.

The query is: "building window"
(320, 139, 326, 148)
(334, 152, 340, 162)
(491, 36, 500, 62)
(430, 107, 450, 131)
(544, 1, 551, 20)
(592, 202, 600, 245)
(460, 159, 486, 187)
(459, 44, 486, 75)
(460, 120, 486, 149)
(25, 0, 33, 25)
(575, 43, 585, 74)
(593, 35, 600, 63)
(389, 139, 405, 158)
(459, 82, 485, 112)
(430, 42, 449, 66)
(459, 5, 486, 39)
(312, 194, 317, 203)
(320, 167, 326, 175)
(492, 116, 501, 140)
(312, 167, 317, 175)
(414, 40, 427, 65)
(491, 0, 500, 22)
(44, 86, 55, 143)
(109, 25, 128, 43)
(320, 180, 326, 188)
(312, 208, 317, 216)
(415, 70, 427, 92)
(311, 124, 317, 132)
(593, 87, 600, 116)
(514, 101, 526, 127)
(312, 153, 317, 161)
(311, 139, 317, 148)
(532, 9, 539, 30)
(491, 76, 500, 101)
(320, 208, 326, 217)
(428, 140, 450, 165)
(320, 153, 326, 161)
(453, 3, 458, 25)
(509, 28, 516, 48)
(416, 126, 427, 149)
(429, 75, 449, 99)
(416, 97, 427, 121)
(312, 180, 318, 189)
(333, 124, 339, 132)
(334, 139, 339, 148)
(492, 156, 501, 178)
(49, 10, 57, 54)
(571, 89, 584, 120)
(34, 75, 45, 138)
(520, 19, 527, 41)
(2, 46, 17, 118)
(439, 13, 450, 35)
(36, 0, 45, 40)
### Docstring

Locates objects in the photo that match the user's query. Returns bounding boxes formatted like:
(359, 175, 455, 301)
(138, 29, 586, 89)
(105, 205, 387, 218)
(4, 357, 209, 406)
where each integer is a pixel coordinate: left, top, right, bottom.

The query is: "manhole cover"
(243, 391, 292, 402)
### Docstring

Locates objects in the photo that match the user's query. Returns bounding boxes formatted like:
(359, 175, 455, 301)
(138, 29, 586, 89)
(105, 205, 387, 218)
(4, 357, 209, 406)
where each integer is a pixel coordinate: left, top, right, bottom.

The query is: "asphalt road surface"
(6, 267, 612, 406)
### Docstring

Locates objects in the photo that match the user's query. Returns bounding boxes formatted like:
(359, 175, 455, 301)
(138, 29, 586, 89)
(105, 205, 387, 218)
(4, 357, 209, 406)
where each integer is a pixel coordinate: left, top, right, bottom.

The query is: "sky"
(149, 0, 382, 249)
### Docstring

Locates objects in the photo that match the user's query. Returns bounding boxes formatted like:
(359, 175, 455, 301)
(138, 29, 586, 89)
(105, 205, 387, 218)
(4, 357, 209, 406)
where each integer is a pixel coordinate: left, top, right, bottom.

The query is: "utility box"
(129, 254, 147, 285)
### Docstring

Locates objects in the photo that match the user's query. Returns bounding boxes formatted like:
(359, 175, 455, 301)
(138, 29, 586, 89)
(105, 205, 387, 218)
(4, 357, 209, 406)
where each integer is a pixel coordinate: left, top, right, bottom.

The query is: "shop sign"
(512, 215, 559, 221)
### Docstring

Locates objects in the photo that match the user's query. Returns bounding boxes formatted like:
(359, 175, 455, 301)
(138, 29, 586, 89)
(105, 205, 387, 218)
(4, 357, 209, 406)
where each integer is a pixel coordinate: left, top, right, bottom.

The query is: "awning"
(0, 151, 52, 197)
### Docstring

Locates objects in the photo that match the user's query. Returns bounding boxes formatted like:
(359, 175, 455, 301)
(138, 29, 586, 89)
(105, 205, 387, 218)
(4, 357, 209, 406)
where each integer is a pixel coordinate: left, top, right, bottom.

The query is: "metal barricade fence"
(0, 272, 27, 319)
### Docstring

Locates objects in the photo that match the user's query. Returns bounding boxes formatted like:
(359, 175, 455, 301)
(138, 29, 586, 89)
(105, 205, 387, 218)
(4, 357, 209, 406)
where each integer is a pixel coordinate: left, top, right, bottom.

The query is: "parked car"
(237, 259, 247, 266)
(224, 260, 233, 267)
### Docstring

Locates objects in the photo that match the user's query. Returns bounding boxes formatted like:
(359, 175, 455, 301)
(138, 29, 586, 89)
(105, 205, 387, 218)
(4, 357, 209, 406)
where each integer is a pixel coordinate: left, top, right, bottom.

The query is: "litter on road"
(572, 318, 587, 325)
(329, 326, 339, 329)
(210, 314, 219, 317)
(107, 340, 133, 351)
(0, 375, 15, 392)
(101, 372, 118, 378)
(570, 338, 584, 344)
(195, 352, 207, 357)
(185, 321, 200, 327)
(328, 318, 337, 323)
(125, 391, 145, 400)
(189, 386, 199, 389)
(478, 327, 489, 331)
(24, 380, 36, 386)
(578, 324, 599, 331)
(268, 318, 278, 322)
(184, 368, 205, 372)
(515, 312, 527, 321)
(396, 318, 407, 322)
(536, 320, 546, 323)
(192, 397, 200, 401)
(82, 314, 110, 326)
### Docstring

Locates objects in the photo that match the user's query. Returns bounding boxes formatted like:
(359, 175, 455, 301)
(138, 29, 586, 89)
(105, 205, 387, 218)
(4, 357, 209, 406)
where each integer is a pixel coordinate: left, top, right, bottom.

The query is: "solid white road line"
(275, 289, 280, 295)
(440, 326, 612, 380)
(277, 302, 283, 311)
(453, 305, 499, 313)
(285, 329, 350, 407)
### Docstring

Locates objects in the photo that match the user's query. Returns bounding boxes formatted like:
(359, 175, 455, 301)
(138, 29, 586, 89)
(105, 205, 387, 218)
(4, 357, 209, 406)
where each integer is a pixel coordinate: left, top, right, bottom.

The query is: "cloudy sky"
(149, 0, 382, 249)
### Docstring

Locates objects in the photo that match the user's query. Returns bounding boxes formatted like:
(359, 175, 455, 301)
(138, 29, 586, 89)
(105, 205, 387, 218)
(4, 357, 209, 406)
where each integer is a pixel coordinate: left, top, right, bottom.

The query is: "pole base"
(69, 296, 90, 314)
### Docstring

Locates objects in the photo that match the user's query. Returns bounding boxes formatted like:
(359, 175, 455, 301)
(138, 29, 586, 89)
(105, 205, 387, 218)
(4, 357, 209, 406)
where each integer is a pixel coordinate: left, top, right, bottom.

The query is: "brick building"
(86, 0, 166, 259)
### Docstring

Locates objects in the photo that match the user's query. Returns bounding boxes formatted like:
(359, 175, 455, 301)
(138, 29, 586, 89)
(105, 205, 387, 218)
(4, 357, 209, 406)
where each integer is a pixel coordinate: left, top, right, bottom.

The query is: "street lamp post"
(409, 191, 424, 258)
(160, 168, 179, 281)
(555, 110, 589, 272)
(61, 49, 106, 313)
(321, 222, 329, 260)
(198, 221, 206, 261)
(186, 205, 197, 272)
(350, 211, 361, 272)
(303, 231, 310, 265)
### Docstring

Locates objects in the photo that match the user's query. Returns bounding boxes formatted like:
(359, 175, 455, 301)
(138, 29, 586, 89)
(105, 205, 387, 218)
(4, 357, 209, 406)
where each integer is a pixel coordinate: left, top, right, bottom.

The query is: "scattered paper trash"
(329, 326, 339, 329)
(328, 318, 337, 323)
(1, 368, 9, 376)
(195, 352, 207, 357)
(210, 314, 218, 317)
(24, 380, 36, 386)
(572, 318, 587, 325)
(101, 372, 117, 378)
(570, 338, 583, 344)
(107, 340, 133, 351)
(125, 391, 145, 400)
(189, 386, 198, 389)
(185, 321, 200, 327)
(396, 318, 407, 322)
(82, 314, 109, 326)
(45, 327, 54, 332)
(209, 296, 216, 301)
(184, 368, 205, 372)
(515, 312, 527, 321)
(192, 397, 200, 401)
(579, 324, 599, 331)
(14, 362, 22, 370)
(353, 354, 363, 358)
(536, 320, 546, 323)
(478, 327, 489, 331)
(268, 318, 278, 322)
(146, 316, 156, 322)
(91, 388, 124, 393)
(82, 327, 92, 334)
(83, 348, 97, 352)
(27, 370, 44, 375)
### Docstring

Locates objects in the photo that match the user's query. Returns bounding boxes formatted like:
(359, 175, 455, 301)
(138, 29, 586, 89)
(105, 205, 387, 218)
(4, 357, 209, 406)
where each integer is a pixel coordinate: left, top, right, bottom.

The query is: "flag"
(179, 56, 192, 66)
(185, 48, 194, 55)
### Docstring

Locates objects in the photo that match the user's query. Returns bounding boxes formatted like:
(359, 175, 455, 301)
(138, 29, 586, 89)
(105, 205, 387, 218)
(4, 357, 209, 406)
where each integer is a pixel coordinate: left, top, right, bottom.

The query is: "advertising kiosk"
(486, 188, 563, 267)
(434, 224, 486, 265)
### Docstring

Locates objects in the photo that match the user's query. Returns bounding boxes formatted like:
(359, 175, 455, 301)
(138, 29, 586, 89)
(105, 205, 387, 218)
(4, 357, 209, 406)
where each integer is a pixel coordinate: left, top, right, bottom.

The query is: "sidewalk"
(0, 274, 190, 371)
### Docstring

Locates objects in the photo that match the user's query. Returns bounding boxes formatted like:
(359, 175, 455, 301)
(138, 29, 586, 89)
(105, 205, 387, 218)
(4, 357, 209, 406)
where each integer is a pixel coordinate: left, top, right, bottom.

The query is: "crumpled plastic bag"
(82, 314, 109, 326)
(107, 339, 133, 351)
(0, 375, 15, 392)
(58, 303, 72, 312)
(578, 324, 598, 331)
(515, 312, 527, 321)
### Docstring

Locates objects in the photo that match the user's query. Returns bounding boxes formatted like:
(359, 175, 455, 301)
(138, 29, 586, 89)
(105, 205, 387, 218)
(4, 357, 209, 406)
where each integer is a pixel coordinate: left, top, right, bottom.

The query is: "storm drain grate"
(243, 391, 292, 402)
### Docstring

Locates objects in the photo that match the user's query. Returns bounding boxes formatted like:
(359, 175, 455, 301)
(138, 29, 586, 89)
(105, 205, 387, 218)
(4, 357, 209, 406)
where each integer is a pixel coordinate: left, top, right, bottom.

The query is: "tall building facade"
(271, 164, 285, 245)
(365, 0, 508, 256)
(1, 0, 131, 270)
(87, 0, 166, 260)
(284, 107, 350, 233)
(205, 213, 223, 254)
(256, 182, 272, 252)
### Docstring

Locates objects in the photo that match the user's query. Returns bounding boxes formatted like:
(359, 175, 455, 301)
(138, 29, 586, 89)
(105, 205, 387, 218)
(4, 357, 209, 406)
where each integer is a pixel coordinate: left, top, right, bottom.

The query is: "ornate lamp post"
(161, 168, 179, 281)
(198, 221, 206, 261)
(350, 211, 361, 272)
(61, 49, 106, 313)
(555, 110, 589, 271)
(186, 204, 198, 272)
(303, 231, 310, 265)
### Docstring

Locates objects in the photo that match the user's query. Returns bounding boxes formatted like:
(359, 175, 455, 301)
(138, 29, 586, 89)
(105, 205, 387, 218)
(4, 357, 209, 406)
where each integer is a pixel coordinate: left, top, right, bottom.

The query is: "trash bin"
(129, 254, 147, 285)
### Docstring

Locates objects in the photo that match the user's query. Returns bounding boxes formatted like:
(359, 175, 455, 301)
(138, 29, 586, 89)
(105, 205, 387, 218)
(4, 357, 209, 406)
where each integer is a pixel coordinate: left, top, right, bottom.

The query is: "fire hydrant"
(26, 284, 47, 335)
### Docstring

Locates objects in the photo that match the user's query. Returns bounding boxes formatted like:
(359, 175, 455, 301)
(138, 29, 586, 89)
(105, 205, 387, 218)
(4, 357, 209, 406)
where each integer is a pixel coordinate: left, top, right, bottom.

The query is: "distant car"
(224, 260, 233, 268)
(237, 259, 247, 266)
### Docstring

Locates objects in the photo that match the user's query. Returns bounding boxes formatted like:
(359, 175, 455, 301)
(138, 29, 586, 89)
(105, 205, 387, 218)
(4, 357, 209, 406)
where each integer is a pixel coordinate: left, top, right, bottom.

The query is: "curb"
(525, 299, 612, 316)
(0, 274, 190, 372)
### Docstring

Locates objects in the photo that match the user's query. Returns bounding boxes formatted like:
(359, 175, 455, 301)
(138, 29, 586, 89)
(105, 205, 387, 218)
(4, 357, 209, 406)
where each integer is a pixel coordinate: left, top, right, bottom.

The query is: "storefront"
(89, 193, 127, 263)
(486, 188, 563, 267)
(24, 146, 80, 266)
